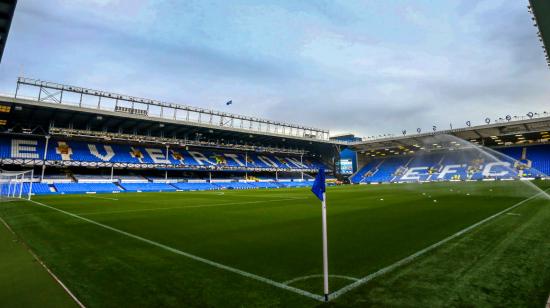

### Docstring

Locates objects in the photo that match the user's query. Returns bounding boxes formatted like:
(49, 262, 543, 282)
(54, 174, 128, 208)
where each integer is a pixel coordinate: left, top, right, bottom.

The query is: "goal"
(0, 169, 35, 201)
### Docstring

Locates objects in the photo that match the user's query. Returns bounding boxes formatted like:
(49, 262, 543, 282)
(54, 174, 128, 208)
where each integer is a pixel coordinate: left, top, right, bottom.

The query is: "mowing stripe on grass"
(328, 189, 550, 301)
(76, 197, 308, 216)
(0, 216, 86, 308)
(27, 199, 325, 302)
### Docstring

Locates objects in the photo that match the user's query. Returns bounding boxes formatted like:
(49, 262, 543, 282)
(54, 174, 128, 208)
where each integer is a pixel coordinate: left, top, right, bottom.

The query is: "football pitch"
(1, 181, 550, 307)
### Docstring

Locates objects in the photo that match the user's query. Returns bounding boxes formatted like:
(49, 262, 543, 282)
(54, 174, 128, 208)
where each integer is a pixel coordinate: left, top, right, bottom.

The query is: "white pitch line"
(283, 274, 358, 285)
(76, 197, 308, 216)
(27, 199, 325, 302)
(85, 195, 119, 201)
(0, 216, 86, 308)
(329, 189, 549, 300)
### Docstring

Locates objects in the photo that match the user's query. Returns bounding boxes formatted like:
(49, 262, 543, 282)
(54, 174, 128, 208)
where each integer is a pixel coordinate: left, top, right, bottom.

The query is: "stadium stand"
(172, 182, 219, 191)
(214, 182, 255, 190)
(1, 137, 323, 171)
(1, 182, 53, 196)
(5, 140, 550, 194)
(119, 182, 177, 192)
(40, 174, 72, 183)
(250, 182, 279, 189)
(54, 183, 122, 194)
(277, 181, 313, 188)
(4, 77, 550, 197)
(351, 145, 550, 184)
(118, 176, 149, 183)
(73, 174, 115, 183)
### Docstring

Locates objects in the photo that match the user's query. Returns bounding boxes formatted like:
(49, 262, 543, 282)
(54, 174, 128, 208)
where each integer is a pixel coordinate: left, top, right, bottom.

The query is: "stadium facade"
(1, 77, 550, 196)
(1, 78, 346, 195)
(2, 2, 550, 196)
(346, 114, 550, 183)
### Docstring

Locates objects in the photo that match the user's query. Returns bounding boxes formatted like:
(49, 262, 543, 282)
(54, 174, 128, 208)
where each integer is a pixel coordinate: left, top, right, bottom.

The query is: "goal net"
(0, 169, 35, 202)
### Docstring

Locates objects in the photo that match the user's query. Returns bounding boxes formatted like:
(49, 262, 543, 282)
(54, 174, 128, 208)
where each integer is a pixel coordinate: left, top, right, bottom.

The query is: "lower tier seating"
(2, 178, 324, 195)
(119, 182, 177, 192)
(172, 182, 219, 191)
(352, 144, 550, 184)
(54, 183, 122, 194)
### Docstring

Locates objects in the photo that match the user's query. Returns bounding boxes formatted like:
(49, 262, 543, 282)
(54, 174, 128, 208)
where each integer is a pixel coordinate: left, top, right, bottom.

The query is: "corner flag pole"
(311, 168, 329, 301)
(321, 191, 329, 302)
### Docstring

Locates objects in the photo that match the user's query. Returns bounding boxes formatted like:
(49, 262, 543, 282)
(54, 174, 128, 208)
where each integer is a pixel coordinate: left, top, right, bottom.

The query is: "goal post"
(0, 169, 35, 201)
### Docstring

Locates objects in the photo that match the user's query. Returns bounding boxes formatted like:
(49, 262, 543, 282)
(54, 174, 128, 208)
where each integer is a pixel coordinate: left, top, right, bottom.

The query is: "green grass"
(0, 216, 76, 307)
(1, 181, 550, 307)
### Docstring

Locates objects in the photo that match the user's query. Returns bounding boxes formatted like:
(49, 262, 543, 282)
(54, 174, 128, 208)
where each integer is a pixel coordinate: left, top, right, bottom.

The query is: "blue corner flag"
(311, 168, 326, 201)
(226, 100, 233, 106)
(312, 167, 330, 300)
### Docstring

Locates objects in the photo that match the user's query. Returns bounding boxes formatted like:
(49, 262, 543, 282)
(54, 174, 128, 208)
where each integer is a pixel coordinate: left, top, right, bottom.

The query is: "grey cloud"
(2, 0, 549, 139)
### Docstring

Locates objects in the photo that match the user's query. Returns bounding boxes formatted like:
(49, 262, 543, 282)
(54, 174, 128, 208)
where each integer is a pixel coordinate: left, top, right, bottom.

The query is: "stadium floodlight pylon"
(0, 169, 34, 202)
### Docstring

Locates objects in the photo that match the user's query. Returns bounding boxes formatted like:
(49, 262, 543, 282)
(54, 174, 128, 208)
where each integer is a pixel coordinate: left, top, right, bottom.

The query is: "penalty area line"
(26, 199, 325, 302)
(329, 188, 550, 301)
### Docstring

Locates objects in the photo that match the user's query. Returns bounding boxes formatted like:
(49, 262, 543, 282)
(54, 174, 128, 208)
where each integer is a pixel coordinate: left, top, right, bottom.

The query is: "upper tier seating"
(1, 137, 325, 171)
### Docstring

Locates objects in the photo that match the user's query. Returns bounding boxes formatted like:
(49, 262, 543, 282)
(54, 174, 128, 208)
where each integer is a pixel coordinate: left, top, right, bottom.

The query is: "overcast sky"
(1, 0, 549, 137)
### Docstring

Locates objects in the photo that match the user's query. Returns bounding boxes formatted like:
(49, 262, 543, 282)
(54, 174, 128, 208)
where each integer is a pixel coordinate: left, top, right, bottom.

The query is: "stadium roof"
(0, 0, 17, 63)
(349, 115, 550, 153)
(0, 93, 343, 156)
(529, 0, 550, 68)
(12, 77, 331, 140)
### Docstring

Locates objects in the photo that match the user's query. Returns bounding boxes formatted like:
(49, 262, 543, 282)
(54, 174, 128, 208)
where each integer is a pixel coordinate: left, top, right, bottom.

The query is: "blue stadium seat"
(0, 136, 326, 171)
(351, 144, 550, 184)
(119, 182, 177, 192)
(54, 183, 122, 194)
(172, 182, 220, 191)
